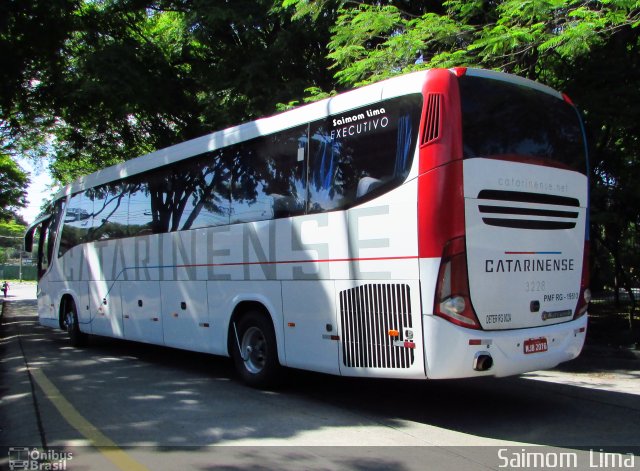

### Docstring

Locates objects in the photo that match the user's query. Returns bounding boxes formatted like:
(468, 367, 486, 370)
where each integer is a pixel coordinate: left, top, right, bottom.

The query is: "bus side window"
(46, 199, 65, 263)
(128, 179, 155, 236)
(307, 95, 422, 213)
(88, 182, 130, 241)
(37, 222, 50, 279)
(173, 150, 231, 231)
(231, 125, 307, 223)
(145, 151, 231, 233)
(59, 192, 92, 256)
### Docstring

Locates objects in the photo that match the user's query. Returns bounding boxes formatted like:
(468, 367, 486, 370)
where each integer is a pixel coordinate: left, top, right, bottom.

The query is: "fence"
(0, 264, 38, 281)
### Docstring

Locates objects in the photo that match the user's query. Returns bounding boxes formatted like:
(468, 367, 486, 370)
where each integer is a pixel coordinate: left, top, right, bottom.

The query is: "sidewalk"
(0, 282, 37, 310)
(522, 339, 640, 397)
(0, 284, 44, 448)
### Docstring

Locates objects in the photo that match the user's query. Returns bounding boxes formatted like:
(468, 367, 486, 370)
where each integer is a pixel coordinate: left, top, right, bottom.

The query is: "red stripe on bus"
(172, 255, 419, 269)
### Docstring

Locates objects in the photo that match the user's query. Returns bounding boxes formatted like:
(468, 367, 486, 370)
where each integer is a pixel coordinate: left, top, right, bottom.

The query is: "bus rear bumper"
(423, 314, 588, 379)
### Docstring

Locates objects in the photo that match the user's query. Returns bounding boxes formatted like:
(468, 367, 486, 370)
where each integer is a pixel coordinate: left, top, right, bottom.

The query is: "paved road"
(1, 287, 639, 470)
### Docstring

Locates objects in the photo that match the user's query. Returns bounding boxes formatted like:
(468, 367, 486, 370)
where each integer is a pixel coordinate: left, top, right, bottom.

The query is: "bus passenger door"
(121, 280, 163, 344)
(282, 280, 340, 375)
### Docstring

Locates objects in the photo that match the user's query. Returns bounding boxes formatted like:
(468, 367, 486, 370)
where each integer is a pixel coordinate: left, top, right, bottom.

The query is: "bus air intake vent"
(477, 189, 579, 230)
(339, 284, 414, 369)
(422, 93, 442, 145)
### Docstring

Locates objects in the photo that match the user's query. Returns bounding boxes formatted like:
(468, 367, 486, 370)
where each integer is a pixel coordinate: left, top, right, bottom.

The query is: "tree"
(1, 0, 336, 184)
(0, 154, 29, 221)
(0, 217, 28, 264)
(0, 0, 77, 162)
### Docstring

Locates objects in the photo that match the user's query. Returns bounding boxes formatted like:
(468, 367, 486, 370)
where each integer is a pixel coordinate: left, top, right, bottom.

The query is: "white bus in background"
(25, 68, 590, 388)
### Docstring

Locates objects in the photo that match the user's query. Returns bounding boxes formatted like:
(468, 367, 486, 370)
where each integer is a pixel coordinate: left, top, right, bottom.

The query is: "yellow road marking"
(30, 367, 150, 471)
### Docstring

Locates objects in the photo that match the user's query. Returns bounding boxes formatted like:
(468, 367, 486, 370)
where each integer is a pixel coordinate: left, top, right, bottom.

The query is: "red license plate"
(524, 337, 548, 354)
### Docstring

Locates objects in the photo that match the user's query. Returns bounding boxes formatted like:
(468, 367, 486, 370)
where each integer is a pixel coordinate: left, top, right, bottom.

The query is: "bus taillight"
(574, 240, 591, 319)
(435, 237, 481, 329)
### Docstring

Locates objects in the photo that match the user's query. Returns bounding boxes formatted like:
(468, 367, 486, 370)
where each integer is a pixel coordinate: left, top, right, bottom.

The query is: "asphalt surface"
(1, 283, 639, 470)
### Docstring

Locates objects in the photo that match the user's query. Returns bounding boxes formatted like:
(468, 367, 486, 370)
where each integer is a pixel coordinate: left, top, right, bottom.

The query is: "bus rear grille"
(477, 189, 579, 230)
(339, 284, 414, 369)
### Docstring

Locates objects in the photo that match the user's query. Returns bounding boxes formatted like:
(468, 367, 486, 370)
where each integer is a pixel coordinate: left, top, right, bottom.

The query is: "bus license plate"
(524, 337, 548, 354)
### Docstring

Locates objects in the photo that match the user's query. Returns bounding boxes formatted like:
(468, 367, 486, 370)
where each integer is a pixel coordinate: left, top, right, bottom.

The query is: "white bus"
(25, 68, 590, 387)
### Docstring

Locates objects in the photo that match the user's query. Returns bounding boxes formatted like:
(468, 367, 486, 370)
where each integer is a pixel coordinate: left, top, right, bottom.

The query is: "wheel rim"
(241, 326, 267, 374)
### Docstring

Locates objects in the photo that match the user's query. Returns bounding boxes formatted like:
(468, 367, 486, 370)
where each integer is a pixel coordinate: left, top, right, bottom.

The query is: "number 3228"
(525, 281, 546, 292)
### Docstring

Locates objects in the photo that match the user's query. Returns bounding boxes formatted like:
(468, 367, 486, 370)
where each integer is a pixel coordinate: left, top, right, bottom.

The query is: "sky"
(17, 157, 55, 225)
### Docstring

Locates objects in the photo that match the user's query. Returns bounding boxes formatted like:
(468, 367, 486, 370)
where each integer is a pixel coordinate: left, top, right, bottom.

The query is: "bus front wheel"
(231, 311, 280, 388)
(63, 299, 87, 347)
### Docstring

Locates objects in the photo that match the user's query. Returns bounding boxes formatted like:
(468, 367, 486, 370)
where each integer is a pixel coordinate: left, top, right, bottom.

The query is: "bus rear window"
(459, 76, 587, 174)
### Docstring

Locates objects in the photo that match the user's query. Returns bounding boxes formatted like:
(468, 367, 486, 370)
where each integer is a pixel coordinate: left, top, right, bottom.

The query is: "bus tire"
(63, 298, 87, 348)
(231, 311, 281, 389)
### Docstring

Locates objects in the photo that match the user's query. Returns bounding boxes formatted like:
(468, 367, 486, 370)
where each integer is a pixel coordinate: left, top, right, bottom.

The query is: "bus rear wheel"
(231, 311, 280, 389)
(63, 299, 87, 347)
